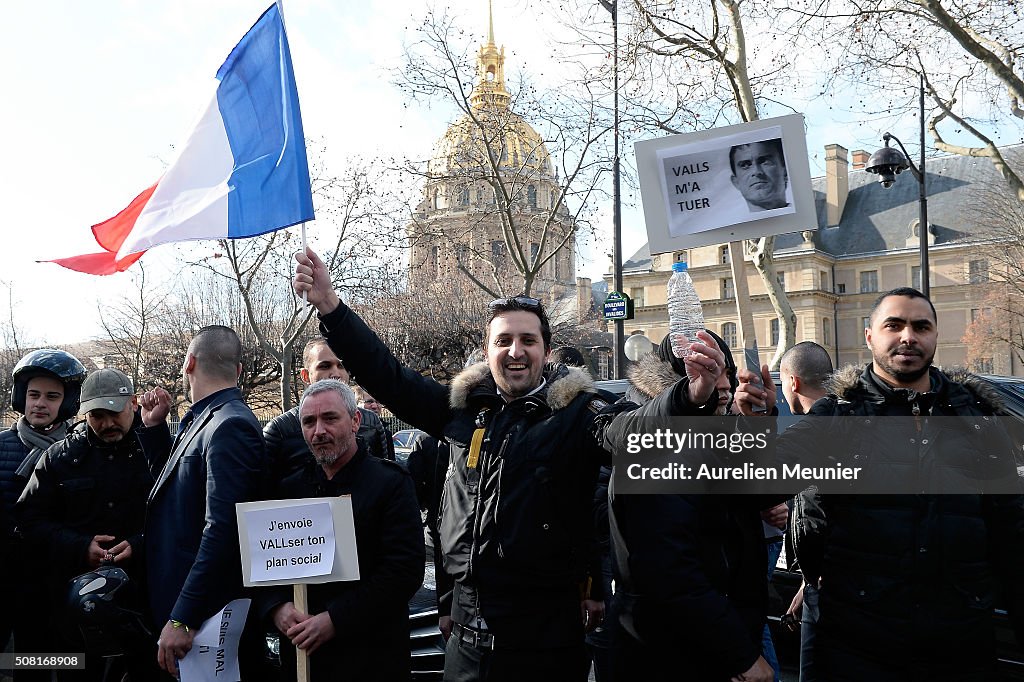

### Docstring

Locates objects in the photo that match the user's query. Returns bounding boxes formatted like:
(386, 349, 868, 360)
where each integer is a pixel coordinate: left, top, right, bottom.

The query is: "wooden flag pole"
(294, 583, 312, 682)
(300, 222, 308, 305)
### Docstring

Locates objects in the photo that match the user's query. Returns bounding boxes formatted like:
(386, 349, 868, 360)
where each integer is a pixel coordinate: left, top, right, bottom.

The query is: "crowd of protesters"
(0, 249, 1021, 682)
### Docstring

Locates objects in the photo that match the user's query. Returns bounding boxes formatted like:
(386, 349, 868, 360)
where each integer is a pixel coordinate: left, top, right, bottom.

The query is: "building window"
(530, 243, 540, 269)
(823, 318, 832, 346)
(720, 246, 730, 264)
(597, 352, 611, 380)
(776, 271, 786, 290)
(527, 185, 537, 209)
(722, 322, 738, 349)
(770, 318, 780, 346)
(555, 255, 562, 280)
(630, 287, 645, 308)
(550, 190, 557, 208)
(970, 308, 993, 323)
(836, 282, 846, 294)
(968, 259, 989, 284)
(911, 266, 921, 291)
(431, 246, 440, 276)
(458, 185, 470, 206)
(820, 270, 829, 292)
(721, 278, 734, 300)
(862, 316, 871, 331)
(859, 270, 878, 293)
(476, 188, 485, 204)
(491, 240, 507, 266)
(975, 357, 994, 374)
(456, 245, 469, 268)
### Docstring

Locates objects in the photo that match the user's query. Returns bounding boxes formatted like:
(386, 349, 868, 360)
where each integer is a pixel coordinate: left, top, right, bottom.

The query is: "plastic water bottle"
(667, 261, 705, 358)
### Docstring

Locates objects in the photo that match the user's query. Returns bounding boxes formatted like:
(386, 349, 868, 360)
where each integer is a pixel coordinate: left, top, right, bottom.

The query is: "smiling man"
(729, 138, 789, 212)
(292, 248, 732, 681)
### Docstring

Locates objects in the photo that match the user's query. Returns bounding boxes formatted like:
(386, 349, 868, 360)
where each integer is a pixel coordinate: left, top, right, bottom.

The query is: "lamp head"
(624, 333, 654, 362)
(865, 143, 910, 189)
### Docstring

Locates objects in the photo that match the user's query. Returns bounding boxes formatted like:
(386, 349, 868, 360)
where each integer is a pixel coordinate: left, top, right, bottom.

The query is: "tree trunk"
(280, 349, 293, 412)
(748, 237, 797, 370)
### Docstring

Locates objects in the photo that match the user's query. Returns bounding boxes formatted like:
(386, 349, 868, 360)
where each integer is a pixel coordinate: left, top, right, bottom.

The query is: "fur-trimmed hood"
(826, 363, 1006, 414)
(448, 361, 597, 412)
(626, 352, 679, 402)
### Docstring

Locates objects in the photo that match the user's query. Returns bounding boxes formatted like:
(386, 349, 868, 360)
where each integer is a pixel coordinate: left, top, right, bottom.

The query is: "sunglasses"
(488, 296, 542, 311)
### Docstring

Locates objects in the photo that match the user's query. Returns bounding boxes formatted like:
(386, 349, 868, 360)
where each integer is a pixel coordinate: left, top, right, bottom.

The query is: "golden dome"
(426, 2, 553, 180)
(428, 110, 553, 179)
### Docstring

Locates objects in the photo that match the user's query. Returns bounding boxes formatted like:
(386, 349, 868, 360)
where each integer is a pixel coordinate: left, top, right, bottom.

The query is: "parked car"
(393, 428, 427, 465)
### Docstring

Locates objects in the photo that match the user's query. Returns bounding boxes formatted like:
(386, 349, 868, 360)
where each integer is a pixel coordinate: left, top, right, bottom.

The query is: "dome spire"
(487, 0, 496, 47)
(470, 0, 510, 110)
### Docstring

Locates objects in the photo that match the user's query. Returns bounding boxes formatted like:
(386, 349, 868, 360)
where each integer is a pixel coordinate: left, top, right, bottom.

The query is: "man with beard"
(258, 379, 423, 681)
(293, 248, 727, 681)
(16, 369, 169, 680)
(736, 288, 1024, 681)
(264, 338, 395, 487)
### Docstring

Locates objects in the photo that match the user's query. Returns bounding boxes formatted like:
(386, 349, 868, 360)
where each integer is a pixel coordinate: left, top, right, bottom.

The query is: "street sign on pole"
(603, 291, 633, 321)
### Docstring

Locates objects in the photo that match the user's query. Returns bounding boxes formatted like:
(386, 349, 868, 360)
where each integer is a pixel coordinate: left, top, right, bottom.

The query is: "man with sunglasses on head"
(294, 249, 730, 682)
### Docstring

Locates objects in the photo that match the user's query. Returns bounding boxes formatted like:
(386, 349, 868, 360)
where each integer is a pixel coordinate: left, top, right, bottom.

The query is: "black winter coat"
(605, 352, 769, 681)
(257, 447, 423, 681)
(787, 364, 1024, 681)
(0, 425, 29, 537)
(15, 415, 168, 624)
(316, 301, 626, 649)
(0, 420, 70, 536)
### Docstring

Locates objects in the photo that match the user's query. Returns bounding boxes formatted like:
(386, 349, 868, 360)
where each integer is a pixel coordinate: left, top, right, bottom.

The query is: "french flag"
(49, 3, 314, 275)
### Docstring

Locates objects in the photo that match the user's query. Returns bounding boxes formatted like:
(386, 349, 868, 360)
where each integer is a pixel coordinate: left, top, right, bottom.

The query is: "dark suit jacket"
(140, 387, 266, 629)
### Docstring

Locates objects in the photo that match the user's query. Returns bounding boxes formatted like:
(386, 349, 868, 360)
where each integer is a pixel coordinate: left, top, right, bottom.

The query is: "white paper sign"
(634, 114, 814, 254)
(244, 501, 336, 581)
(656, 125, 795, 237)
(236, 496, 360, 587)
(179, 598, 250, 682)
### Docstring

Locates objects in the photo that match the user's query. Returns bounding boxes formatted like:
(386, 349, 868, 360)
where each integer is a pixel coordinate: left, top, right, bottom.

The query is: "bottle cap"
(672, 261, 688, 272)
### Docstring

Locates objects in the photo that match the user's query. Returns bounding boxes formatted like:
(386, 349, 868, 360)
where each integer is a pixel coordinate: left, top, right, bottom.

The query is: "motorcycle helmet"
(11, 349, 87, 421)
(66, 564, 151, 656)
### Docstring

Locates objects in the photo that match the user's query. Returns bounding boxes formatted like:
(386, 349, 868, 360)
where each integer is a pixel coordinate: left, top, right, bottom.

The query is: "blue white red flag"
(49, 3, 314, 275)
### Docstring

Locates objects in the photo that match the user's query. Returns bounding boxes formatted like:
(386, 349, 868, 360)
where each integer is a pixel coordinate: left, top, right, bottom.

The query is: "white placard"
(237, 496, 360, 587)
(244, 501, 336, 582)
(634, 114, 814, 254)
(179, 598, 250, 682)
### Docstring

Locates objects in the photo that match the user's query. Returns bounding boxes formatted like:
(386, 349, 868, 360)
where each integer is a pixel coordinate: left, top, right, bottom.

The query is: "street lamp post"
(600, 0, 626, 378)
(865, 73, 930, 297)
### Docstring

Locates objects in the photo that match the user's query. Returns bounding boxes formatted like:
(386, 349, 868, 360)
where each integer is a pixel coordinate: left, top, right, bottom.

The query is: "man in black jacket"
(0, 348, 86, 676)
(259, 379, 423, 681)
(265, 338, 394, 485)
(294, 248, 729, 681)
(737, 288, 1024, 681)
(16, 368, 168, 680)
